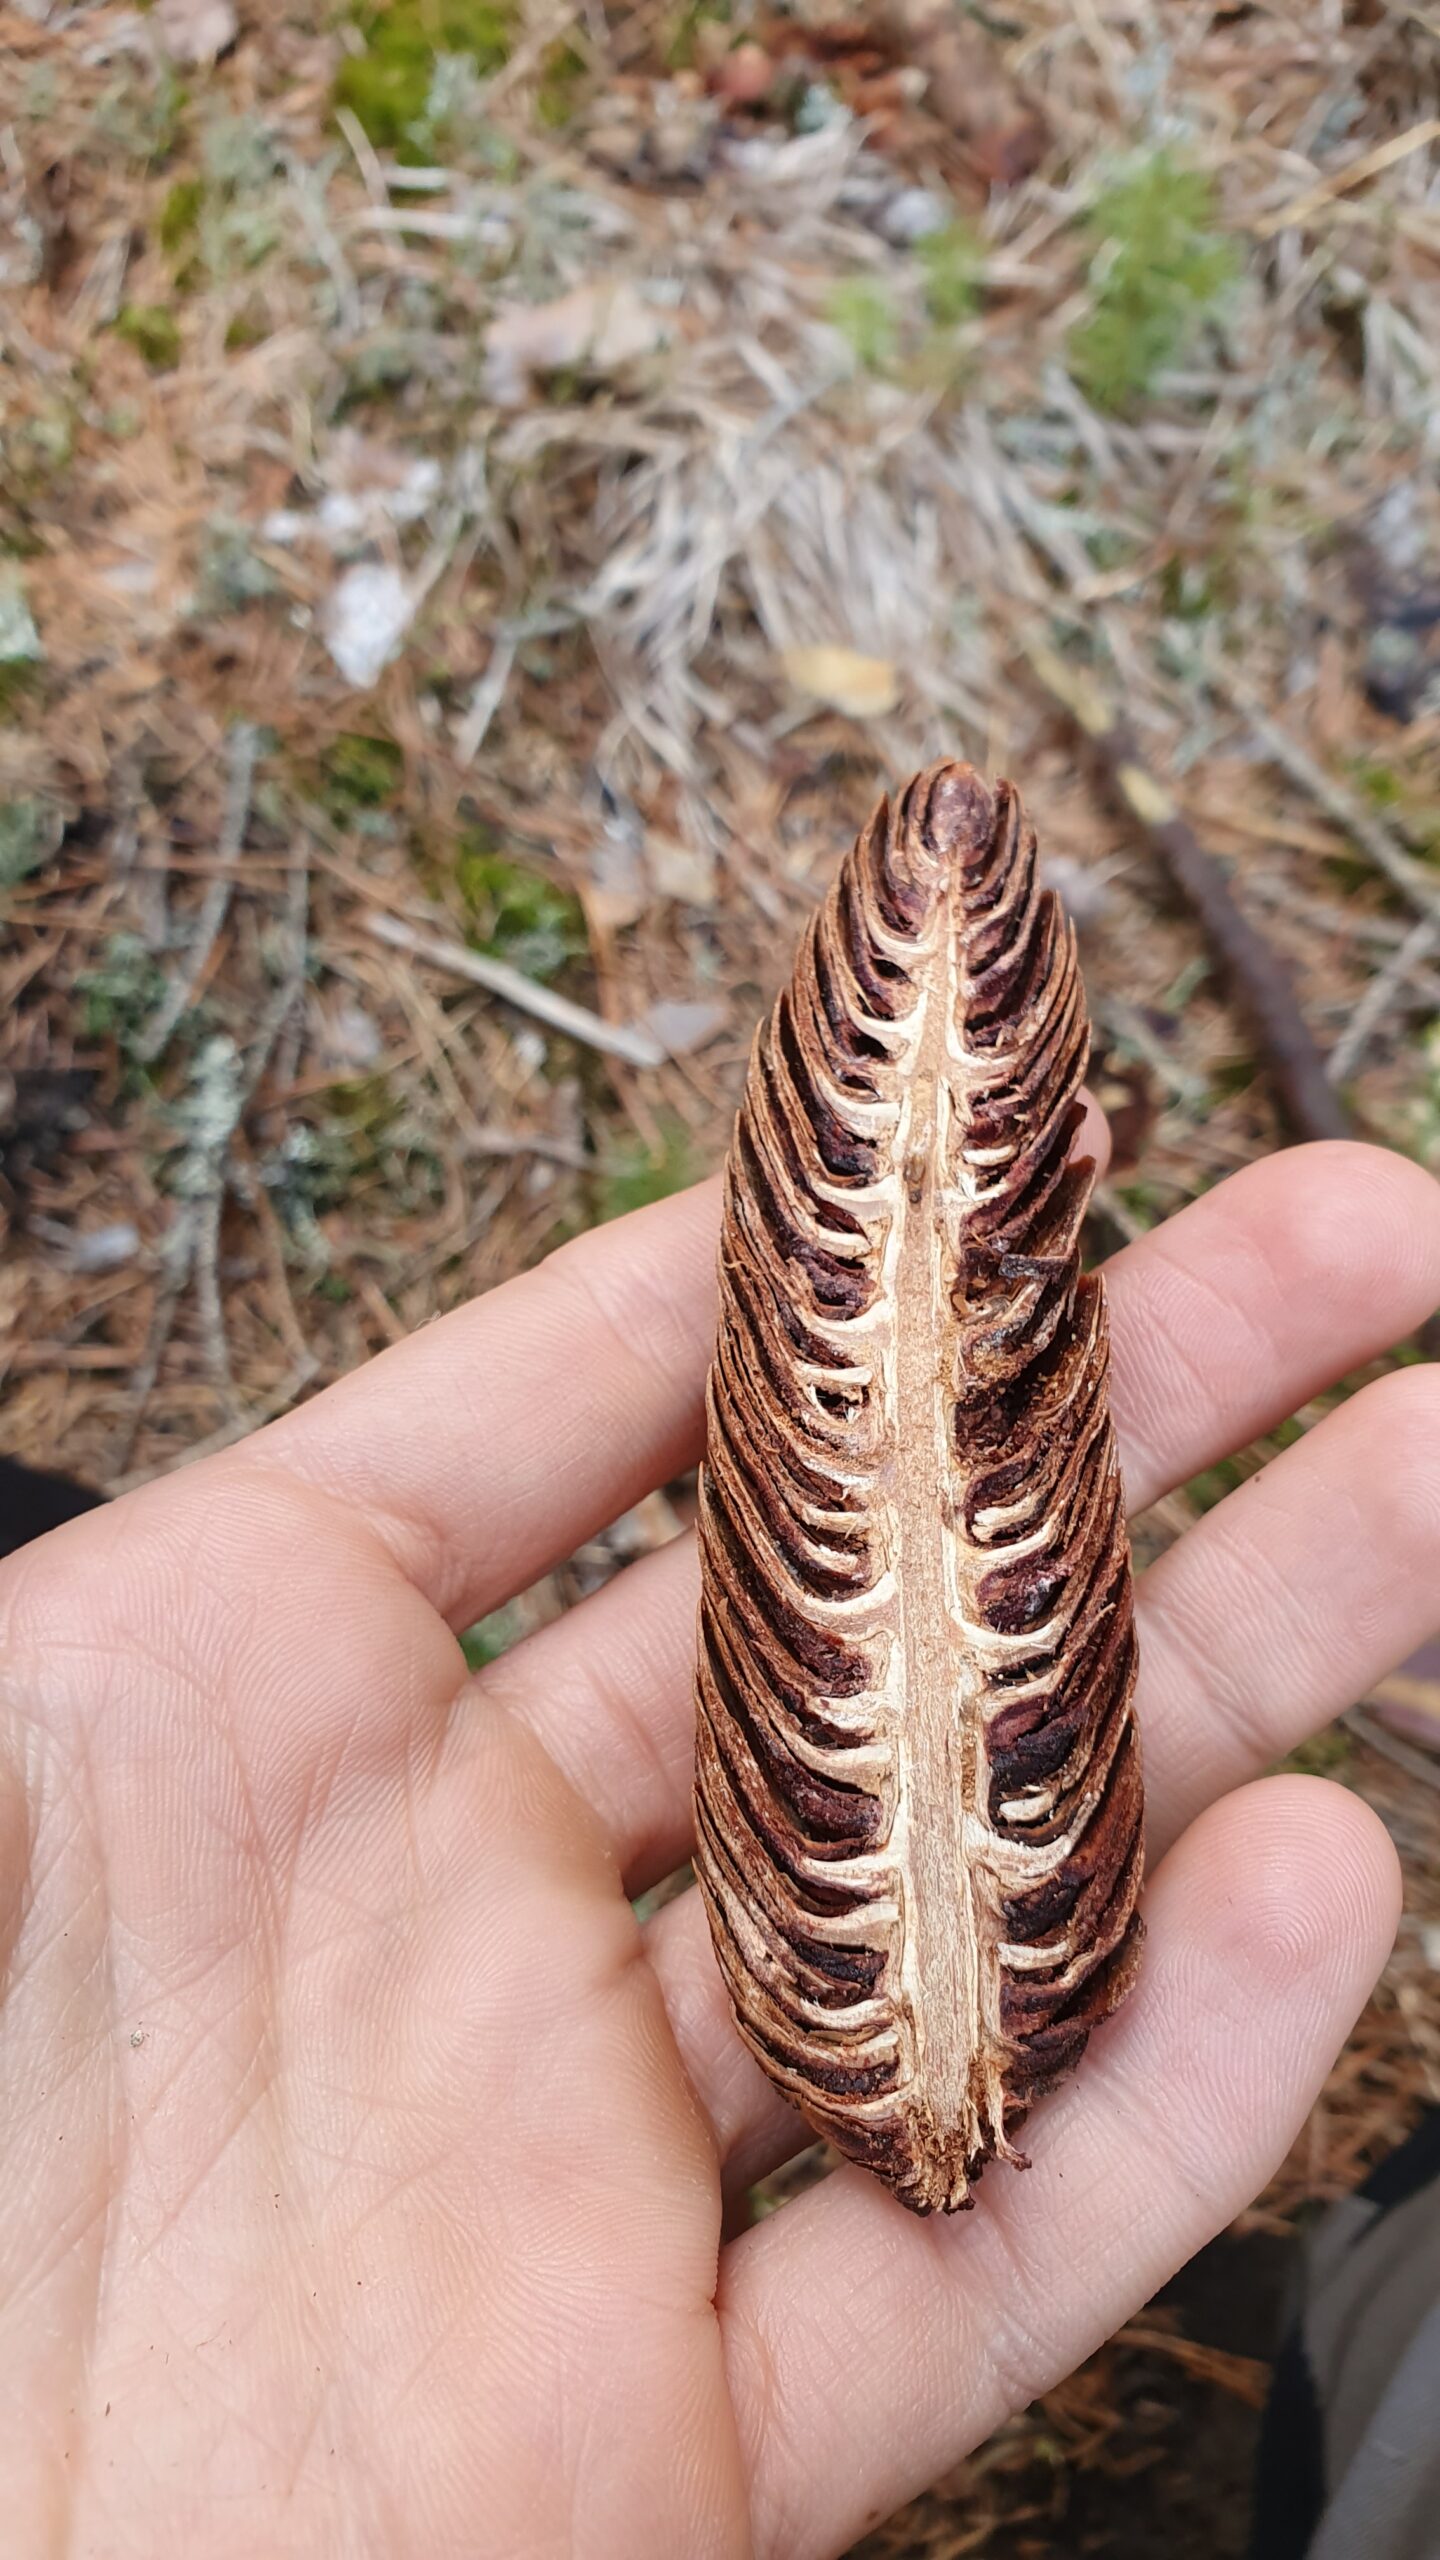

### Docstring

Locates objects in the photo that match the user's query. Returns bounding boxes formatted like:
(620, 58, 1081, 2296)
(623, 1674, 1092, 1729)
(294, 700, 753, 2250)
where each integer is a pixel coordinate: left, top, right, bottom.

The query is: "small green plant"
(456, 838, 585, 980)
(1068, 153, 1236, 413)
(114, 303, 182, 371)
(597, 1117, 698, 1223)
(334, 0, 514, 152)
(917, 220, 982, 326)
(825, 275, 897, 373)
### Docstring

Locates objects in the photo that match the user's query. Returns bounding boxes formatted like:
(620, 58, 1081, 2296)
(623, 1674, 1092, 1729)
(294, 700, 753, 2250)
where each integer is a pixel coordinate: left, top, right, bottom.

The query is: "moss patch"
(334, 0, 514, 152)
(158, 175, 205, 253)
(114, 302, 182, 370)
(457, 838, 584, 981)
(319, 732, 405, 817)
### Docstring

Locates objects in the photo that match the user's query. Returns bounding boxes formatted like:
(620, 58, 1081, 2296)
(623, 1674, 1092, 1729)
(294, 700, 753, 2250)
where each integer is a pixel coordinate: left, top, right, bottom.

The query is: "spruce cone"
(694, 762, 1143, 2214)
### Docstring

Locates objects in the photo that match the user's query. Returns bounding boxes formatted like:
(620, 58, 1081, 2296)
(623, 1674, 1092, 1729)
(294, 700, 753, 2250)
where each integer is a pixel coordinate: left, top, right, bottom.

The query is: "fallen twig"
(1026, 641, 1353, 1143)
(1327, 912, 1440, 1086)
(363, 911, 667, 1068)
(1255, 117, 1440, 238)
(1214, 668, 1440, 926)
(1115, 2322, 1272, 2410)
(111, 1034, 251, 1470)
(138, 722, 259, 1066)
(1344, 1705, 1440, 1792)
(109, 1357, 322, 1495)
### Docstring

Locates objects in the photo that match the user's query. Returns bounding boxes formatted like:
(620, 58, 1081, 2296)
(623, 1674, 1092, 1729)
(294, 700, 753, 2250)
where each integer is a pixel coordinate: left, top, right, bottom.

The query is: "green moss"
(223, 304, 267, 351)
(825, 275, 897, 373)
(114, 303, 182, 370)
(535, 37, 586, 128)
(1108, 1179, 1166, 1230)
(596, 1117, 698, 1223)
(459, 1605, 523, 1670)
(1069, 153, 1236, 413)
(1280, 1725, 1352, 1779)
(1350, 757, 1404, 810)
(158, 176, 205, 252)
(1158, 552, 1223, 619)
(456, 837, 585, 980)
(1207, 1051, 1260, 1099)
(319, 732, 404, 816)
(664, 1, 732, 70)
(334, 0, 514, 152)
(917, 220, 981, 326)
(0, 660, 42, 721)
(1186, 1413, 1304, 1514)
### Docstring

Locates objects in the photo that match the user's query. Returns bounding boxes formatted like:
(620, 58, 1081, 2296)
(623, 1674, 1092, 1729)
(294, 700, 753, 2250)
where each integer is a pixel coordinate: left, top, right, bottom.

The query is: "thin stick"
(1256, 118, 1440, 238)
(1344, 1706, 1440, 1793)
(1214, 669, 1440, 924)
(1327, 913, 1440, 1086)
(109, 1358, 322, 1494)
(362, 911, 667, 1068)
(1025, 641, 1353, 1144)
(139, 723, 259, 1065)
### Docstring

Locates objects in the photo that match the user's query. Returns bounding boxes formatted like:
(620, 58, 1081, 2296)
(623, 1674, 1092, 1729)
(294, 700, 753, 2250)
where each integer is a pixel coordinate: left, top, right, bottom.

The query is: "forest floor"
(3, 0, 1440, 2547)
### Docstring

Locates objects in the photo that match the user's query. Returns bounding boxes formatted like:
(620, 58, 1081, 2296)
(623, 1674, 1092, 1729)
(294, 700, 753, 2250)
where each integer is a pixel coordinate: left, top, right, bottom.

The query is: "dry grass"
(4, 0, 1440, 2547)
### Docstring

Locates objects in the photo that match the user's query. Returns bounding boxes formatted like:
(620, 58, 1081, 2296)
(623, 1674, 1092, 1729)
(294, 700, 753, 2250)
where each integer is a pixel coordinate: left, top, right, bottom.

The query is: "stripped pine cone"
(694, 761, 1143, 2215)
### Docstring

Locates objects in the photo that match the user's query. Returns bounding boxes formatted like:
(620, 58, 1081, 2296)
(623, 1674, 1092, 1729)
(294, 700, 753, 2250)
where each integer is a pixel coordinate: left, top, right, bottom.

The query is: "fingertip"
(1230, 1139, 1440, 1320)
(1073, 1088, 1111, 1180)
(1154, 1771, 1402, 2020)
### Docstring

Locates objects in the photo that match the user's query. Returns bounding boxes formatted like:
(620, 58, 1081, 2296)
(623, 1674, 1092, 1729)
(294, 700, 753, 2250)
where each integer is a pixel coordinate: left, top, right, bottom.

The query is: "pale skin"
(3, 1134, 1440, 2557)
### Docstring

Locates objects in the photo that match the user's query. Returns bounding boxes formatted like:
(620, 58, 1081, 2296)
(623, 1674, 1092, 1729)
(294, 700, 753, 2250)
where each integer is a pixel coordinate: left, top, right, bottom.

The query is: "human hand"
(2, 1137, 1438, 2557)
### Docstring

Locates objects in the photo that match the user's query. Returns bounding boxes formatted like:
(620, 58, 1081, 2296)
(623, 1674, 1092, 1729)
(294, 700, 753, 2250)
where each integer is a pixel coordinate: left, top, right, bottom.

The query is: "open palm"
(2, 1136, 1438, 2558)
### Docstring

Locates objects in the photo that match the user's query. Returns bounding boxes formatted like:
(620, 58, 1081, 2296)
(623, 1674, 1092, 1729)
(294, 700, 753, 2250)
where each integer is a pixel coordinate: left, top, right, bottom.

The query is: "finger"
(241, 1180, 722, 1629)
(1135, 1361, 1440, 1861)
(648, 1355, 1440, 2174)
(647, 1882, 797, 2197)
(481, 1534, 700, 1895)
(500, 1142, 1440, 1891)
(1104, 1139, 1440, 1515)
(717, 1777, 1399, 2560)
